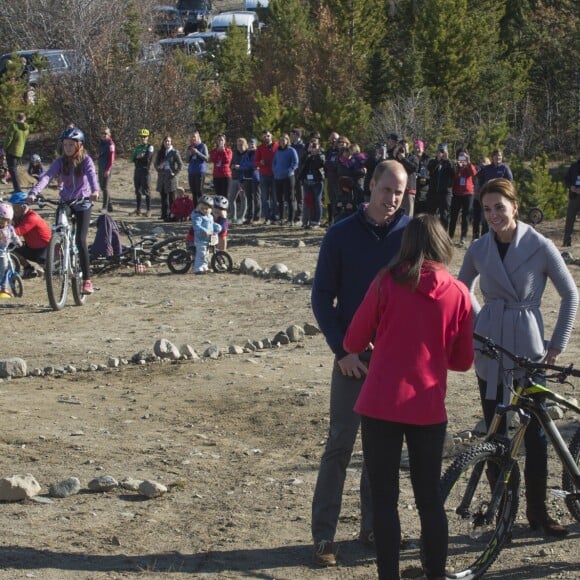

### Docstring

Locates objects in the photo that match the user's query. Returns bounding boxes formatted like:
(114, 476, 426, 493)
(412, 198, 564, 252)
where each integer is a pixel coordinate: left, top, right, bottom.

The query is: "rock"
(295, 240, 306, 248)
(48, 477, 81, 498)
(0, 358, 27, 378)
(229, 345, 245, 355)
(88, 475, 118, 492)
(0, 474, 41, 500)
(107, 357, 120, 368)
(304, 322, 321, 336)
(243, 340, 256, 351)
(239, 258, 261, 275)
(44, 366, 55, 376)
(561, 251, 574, 264)
(31, 368, 43, 376)
(252, 340, 264, 350)
(203, 345, 221, 359)
(64, 365, 77, 373)
(120, 478, 143, 491)
(292, 271, 311, 284)
(88, 364, 99, 371)
(473, 418, 487, 436)
(262, 338, 273, 349)
(272, 331, 290, 345)
(269, 263, 289, 277)
(153, 339, 181, 360)
(546, 404, 564, 420)
(139, 480, 168, 498)
(180, 344, 199, 360)
(131, 349, 156, 363)
(286, 325, 305, 343)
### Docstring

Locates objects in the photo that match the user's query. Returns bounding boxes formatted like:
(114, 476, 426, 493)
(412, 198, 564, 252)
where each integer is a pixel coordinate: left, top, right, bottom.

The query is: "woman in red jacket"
(343, 214, 474, 580)
(209, 134, 233, 197)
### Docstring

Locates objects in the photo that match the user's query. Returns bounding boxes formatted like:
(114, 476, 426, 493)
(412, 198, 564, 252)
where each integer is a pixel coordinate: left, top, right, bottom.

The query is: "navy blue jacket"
(312, 206, 411, 359)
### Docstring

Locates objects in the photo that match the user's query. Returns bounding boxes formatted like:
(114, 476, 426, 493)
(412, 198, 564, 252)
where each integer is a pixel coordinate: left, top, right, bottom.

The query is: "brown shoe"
(313, 540, 336, 566)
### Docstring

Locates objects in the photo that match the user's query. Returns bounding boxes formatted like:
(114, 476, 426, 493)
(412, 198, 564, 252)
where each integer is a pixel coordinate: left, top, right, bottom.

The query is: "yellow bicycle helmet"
(139, 128, 150, 137)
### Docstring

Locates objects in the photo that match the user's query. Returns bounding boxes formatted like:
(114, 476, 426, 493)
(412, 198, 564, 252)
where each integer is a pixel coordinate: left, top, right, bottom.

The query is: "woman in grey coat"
(459, 178, 578, 537)
(155, 135, 183, 221)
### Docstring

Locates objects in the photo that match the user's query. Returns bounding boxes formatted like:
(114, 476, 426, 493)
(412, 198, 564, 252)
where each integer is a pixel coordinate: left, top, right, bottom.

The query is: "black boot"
(525, 475, 568, 537)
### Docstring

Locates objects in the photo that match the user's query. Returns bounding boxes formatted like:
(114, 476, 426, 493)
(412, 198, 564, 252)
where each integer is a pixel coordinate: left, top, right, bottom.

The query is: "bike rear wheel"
(70, 250, 86, 307)
(211, 250, 233, 273)
(563, 426, 580, 522)
(149, 236, 186, 265)
(440, 441, 519, 579)
(9, 272, 23, 298)
(46, 235, 68, 311)
(167, 248, 192, 274)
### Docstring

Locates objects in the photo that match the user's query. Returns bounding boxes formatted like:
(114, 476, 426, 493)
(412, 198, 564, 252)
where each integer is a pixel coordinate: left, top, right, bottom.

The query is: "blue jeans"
(478, 376, 548, 479)
(311, 365, 373, 541)
(260, 175, 276, 221)
(303, 182, 323, 224)
(361, 417, 448, 580)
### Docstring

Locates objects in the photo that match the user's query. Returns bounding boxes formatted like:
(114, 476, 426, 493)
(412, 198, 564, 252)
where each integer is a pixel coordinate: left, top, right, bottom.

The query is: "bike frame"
(52, 202, 74, 277)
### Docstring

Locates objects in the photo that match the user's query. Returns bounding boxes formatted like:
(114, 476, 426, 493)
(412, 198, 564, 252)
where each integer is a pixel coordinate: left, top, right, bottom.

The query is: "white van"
(209, 11, 260, 54)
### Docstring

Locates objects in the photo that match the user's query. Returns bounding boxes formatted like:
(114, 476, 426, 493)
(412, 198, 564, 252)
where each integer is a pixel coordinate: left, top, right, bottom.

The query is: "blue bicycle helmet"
(8, 191, 29, 205)
(60, 127, 85, 144)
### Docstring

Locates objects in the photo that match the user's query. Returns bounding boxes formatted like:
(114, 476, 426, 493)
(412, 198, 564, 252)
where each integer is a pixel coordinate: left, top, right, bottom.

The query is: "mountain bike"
(38, 195, 87, 311)
(440, 333, 580, 579)
(0, 243, 23, 297)
(166, 235, 233, 274)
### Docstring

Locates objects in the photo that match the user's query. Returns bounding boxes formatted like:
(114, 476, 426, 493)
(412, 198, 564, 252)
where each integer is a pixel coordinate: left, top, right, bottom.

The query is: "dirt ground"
(0, 158, 579, 579)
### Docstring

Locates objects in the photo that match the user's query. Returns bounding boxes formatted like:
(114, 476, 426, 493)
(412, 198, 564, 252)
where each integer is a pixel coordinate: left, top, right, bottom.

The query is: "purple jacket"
(30, 155, 99, 204)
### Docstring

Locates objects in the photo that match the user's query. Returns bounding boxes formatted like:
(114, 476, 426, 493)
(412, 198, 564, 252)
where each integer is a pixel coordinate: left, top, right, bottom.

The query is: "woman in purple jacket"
(28, 127, 99, 295)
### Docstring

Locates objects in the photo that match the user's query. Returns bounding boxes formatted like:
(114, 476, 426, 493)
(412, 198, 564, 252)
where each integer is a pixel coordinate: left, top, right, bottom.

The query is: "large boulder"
(0, 474, 41, 501)
(0, 358, 27, 379)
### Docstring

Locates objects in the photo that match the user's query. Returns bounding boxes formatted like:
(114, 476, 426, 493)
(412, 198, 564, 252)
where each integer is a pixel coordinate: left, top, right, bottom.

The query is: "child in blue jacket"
(191, 194, 221, 274)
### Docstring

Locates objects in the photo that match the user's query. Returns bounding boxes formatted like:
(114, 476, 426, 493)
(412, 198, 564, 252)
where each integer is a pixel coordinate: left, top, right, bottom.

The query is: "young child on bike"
(192, 194, 221, 274)
(27, 127, 99, 295)
(212, 195, 229, 251)
(0, 202, 21, 298)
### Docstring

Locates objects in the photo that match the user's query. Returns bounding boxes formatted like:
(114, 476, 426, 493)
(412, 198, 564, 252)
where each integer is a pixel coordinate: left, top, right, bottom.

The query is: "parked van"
(209, 11, 260, 54)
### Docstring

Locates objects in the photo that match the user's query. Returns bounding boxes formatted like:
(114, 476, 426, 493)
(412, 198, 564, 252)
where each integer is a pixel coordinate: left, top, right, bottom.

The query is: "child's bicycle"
(0, 243, 24, 298)
(439, 333, 580, 579)
(166, 235, 233, 274)
(37, 195, 88, 311)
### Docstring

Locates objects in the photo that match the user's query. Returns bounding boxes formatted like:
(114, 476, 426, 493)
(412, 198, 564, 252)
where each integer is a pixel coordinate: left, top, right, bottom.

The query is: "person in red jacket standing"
(209, 134, 232, 197)
(449, 148, 476, 246)
(343, 214, 474, 580)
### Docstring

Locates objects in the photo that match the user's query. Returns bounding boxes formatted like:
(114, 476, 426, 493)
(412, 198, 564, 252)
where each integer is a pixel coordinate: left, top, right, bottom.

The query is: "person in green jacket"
(4, 113, 30, 193)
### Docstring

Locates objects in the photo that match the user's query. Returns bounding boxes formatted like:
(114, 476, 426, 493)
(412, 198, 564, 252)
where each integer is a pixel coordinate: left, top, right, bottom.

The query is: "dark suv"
(176, 0, 213, 34)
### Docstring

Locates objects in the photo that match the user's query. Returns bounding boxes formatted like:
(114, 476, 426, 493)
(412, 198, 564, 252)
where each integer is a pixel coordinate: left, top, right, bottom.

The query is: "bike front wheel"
(46, 235, 68, 311)
(211, 250, 233, 273)
(440, 441, 520, 579)
(9, 272, 23, 298)
(563, 426, 580, 522)
(70, 250, 86, 307)
(167, 248, 192, 274)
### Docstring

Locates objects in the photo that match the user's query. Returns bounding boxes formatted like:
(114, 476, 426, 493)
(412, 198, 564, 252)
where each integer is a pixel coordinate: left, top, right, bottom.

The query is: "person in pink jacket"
(343, 214, 474, 580)
(209, 134, 233, 197)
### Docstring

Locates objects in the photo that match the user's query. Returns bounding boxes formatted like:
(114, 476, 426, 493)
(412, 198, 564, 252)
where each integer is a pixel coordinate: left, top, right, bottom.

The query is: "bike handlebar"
(474, 332, 580, 380)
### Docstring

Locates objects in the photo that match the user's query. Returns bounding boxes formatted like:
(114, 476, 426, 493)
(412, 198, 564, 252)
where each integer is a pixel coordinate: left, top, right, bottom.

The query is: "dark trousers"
(134, 169, 151, 212)
(160, 189, 175, 221)
(73, 208, 92, 279)
(426, 191, 452, 229)
(242, 179, 260, 221)
(477, 376, 548, 479)
(188, 173, 205, 206)
(98, 167, 112, 210)
(213, 176, 230, 197)
(361, 416, 448, 580)
(275, 175, 295, 222)
(563, 194, 580, 244)
(6, 153, 21, 192)
(448, 194, 473, 240)
(294, 173, 303, 221)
